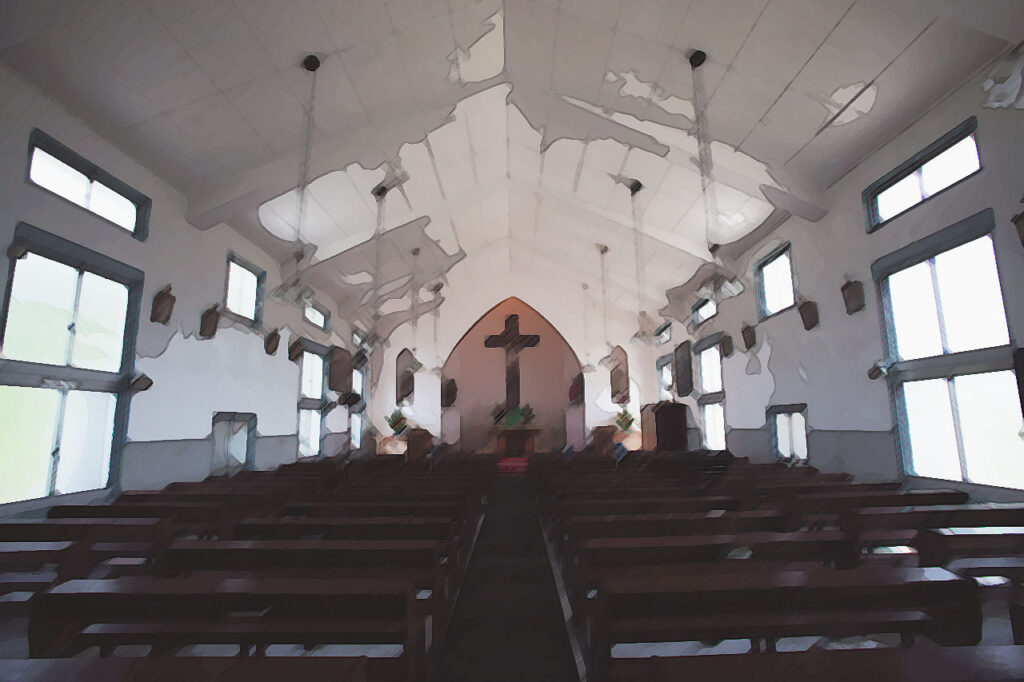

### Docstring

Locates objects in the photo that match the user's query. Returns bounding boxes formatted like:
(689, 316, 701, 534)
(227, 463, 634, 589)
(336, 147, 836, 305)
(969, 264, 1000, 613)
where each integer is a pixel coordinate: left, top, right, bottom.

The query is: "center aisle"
(431, 475, 579, 681)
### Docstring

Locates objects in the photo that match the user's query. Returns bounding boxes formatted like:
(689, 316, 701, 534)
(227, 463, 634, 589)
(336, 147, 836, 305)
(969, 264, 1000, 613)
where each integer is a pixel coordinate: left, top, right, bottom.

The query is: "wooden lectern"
(641, 402, 689, 452)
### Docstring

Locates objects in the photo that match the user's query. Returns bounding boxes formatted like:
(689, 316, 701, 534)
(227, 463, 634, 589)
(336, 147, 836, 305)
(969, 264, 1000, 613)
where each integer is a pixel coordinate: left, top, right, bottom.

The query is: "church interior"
(1, 1, 1024, 680)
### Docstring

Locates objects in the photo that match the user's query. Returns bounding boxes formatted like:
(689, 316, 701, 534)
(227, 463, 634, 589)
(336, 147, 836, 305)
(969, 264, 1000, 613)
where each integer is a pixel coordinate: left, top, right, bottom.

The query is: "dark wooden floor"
(431, 476, 578, 681)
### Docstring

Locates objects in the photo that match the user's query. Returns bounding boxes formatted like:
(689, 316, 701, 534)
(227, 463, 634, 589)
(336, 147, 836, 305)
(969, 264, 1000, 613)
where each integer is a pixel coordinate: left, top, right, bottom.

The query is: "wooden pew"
(918, 527, 1024, 567)
(585, 566, 982, 681)
(785, 490, 970, 525)
(0, 657, 370, 682)
(231, 516, 458, 542)
(278, 500, 466, 520)
(28, 576, 428, 681)
(554, 495, 742, 519)
(608, 646, 1024, 682)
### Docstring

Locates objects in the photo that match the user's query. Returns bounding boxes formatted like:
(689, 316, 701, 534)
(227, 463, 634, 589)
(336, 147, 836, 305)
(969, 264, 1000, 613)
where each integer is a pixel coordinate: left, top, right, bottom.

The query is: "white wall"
(675, 71, 1024, 491)
(0, 65, 351, 496)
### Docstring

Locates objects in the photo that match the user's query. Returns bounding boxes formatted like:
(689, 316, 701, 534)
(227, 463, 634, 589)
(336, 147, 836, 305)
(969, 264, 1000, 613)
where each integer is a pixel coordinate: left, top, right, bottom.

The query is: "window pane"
(2, 253, 78, 365)
(760, 251, 794, 316)
(703, 403, 725, 450)
(304, 305, 326, 328)
(350, 412, 362, 449)
(301, 351, 324, 399)
(933, 236, 1009, 354)
(698, 347, 722, 393)
(71, 272, 128, 372)
(902, 379, 961, 481)
(775, 413, 792, 457)
(694, 299, 716, 323)
(30, 148, 89, 207)
(298, 409, 321, 457)
(791, 411, 807, 459)
(921, 135, 979, 197)
(955, 371, 1024, 490)
(89, 181, 137, 231)
(887, 261, 943, 361)
(876, 173, 922, 222)
(225, 260, 258, 320)
(353, 368, 364, 397)
(0, 385, 60, 504)
(55, 391, 115, 495)
(227, 422, 248, 466)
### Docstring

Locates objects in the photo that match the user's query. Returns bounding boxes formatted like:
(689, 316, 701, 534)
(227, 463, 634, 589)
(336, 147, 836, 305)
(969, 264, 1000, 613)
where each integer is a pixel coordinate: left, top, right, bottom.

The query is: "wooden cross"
(484, 314, 540, 410)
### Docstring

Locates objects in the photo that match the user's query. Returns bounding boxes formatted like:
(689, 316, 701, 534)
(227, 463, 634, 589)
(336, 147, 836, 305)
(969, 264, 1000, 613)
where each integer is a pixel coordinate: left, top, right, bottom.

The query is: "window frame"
(754, 243, 796, 321)
(872, 208, 1016, 486)
(296, 338, 330, 459)
(212, 411, 257, 471)
(303, 300, 330, 331)
(862, 116, 980, 233)
(691, 298, 716, 327)
(767, 403, 808, 462)
(692, 334, 726, 449)
(0, 222, 144, 503)
(26, 129, 151, 241)
(222, 253, 266, 328)
(656, 353, 674, 401)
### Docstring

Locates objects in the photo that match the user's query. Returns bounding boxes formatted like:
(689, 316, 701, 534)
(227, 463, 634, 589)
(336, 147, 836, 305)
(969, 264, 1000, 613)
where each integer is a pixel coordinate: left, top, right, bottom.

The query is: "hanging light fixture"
(596, 244, 618, 370)
(580, 282, 596, 373)
(271, 54, 321, 304)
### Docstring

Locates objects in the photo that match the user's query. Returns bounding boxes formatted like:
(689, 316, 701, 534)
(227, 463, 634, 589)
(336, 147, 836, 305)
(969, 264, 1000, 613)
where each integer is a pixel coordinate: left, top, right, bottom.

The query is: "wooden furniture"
(640, 402, 688, 452)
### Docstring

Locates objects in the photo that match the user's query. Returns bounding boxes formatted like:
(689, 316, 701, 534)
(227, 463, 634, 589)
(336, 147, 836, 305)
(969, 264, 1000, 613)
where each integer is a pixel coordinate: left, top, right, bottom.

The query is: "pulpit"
(496, 428, 539, 458)
(641, 402, 689, 452)
(406, 428, 433, 461)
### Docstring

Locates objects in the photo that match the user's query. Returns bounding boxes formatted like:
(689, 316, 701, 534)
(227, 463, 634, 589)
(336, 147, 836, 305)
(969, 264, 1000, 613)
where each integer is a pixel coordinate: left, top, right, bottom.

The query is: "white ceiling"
(0, 0, 1017, 320)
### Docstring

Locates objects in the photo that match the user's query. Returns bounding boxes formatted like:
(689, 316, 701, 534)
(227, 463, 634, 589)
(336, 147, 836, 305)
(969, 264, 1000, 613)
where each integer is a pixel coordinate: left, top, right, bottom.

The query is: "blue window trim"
(862, 116, 980, 234)
(27, 129, 152, 241)
(0, 222, 144, 498)
(754, 243, 795, 321)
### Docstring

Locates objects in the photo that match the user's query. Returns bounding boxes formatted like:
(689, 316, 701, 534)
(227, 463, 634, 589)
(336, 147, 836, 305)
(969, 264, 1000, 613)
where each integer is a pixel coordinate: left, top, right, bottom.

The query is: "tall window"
(350, 362, 367, 450)
(0, 224, 142, 505)
(874, 209, 1021, 489)
(692, 298, 716, 325)
(864, 117, 980, 231)
(656, 354, 674, 401)
(297, 349, 325, 458)
(224, 255, 264, 325)
(695, 341, 725, 450)
(28, 130, 150, 238)
(755, 245, 795, 319)
(769, 405, 807, 461)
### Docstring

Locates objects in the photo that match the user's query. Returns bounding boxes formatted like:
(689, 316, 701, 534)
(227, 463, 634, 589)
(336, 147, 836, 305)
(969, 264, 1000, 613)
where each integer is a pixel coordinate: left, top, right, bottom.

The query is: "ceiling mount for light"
(688, 49, 707, 69)
(302, 54, 321, 72)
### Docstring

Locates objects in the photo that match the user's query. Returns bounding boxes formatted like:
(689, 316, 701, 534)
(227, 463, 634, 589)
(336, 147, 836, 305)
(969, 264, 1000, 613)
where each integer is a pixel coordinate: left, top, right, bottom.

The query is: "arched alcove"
(441, 297, 585, 453)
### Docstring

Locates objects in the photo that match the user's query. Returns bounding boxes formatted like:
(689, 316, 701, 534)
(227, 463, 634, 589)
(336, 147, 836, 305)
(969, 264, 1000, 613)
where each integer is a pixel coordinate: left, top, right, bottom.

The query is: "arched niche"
(441, 297, 585, 453)
(608, 345, 629, 404)
(395, 348, 418, 405)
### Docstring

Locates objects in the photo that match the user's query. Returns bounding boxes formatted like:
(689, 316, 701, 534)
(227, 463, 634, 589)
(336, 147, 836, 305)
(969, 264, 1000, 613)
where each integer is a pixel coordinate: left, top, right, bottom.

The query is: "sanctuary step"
(496, 457, 530, 476)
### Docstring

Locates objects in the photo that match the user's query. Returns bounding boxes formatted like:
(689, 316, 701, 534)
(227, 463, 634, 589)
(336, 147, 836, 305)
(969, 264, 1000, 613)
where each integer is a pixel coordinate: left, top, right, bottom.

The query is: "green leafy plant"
(385, 409, 408, 435)
(615, 408, 634, 432)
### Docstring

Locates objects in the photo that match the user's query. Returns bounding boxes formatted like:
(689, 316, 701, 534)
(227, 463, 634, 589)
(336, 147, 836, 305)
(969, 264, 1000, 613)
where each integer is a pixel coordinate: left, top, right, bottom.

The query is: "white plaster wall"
(674, 71, 1024, 484)
(0, 65, 351, 492)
